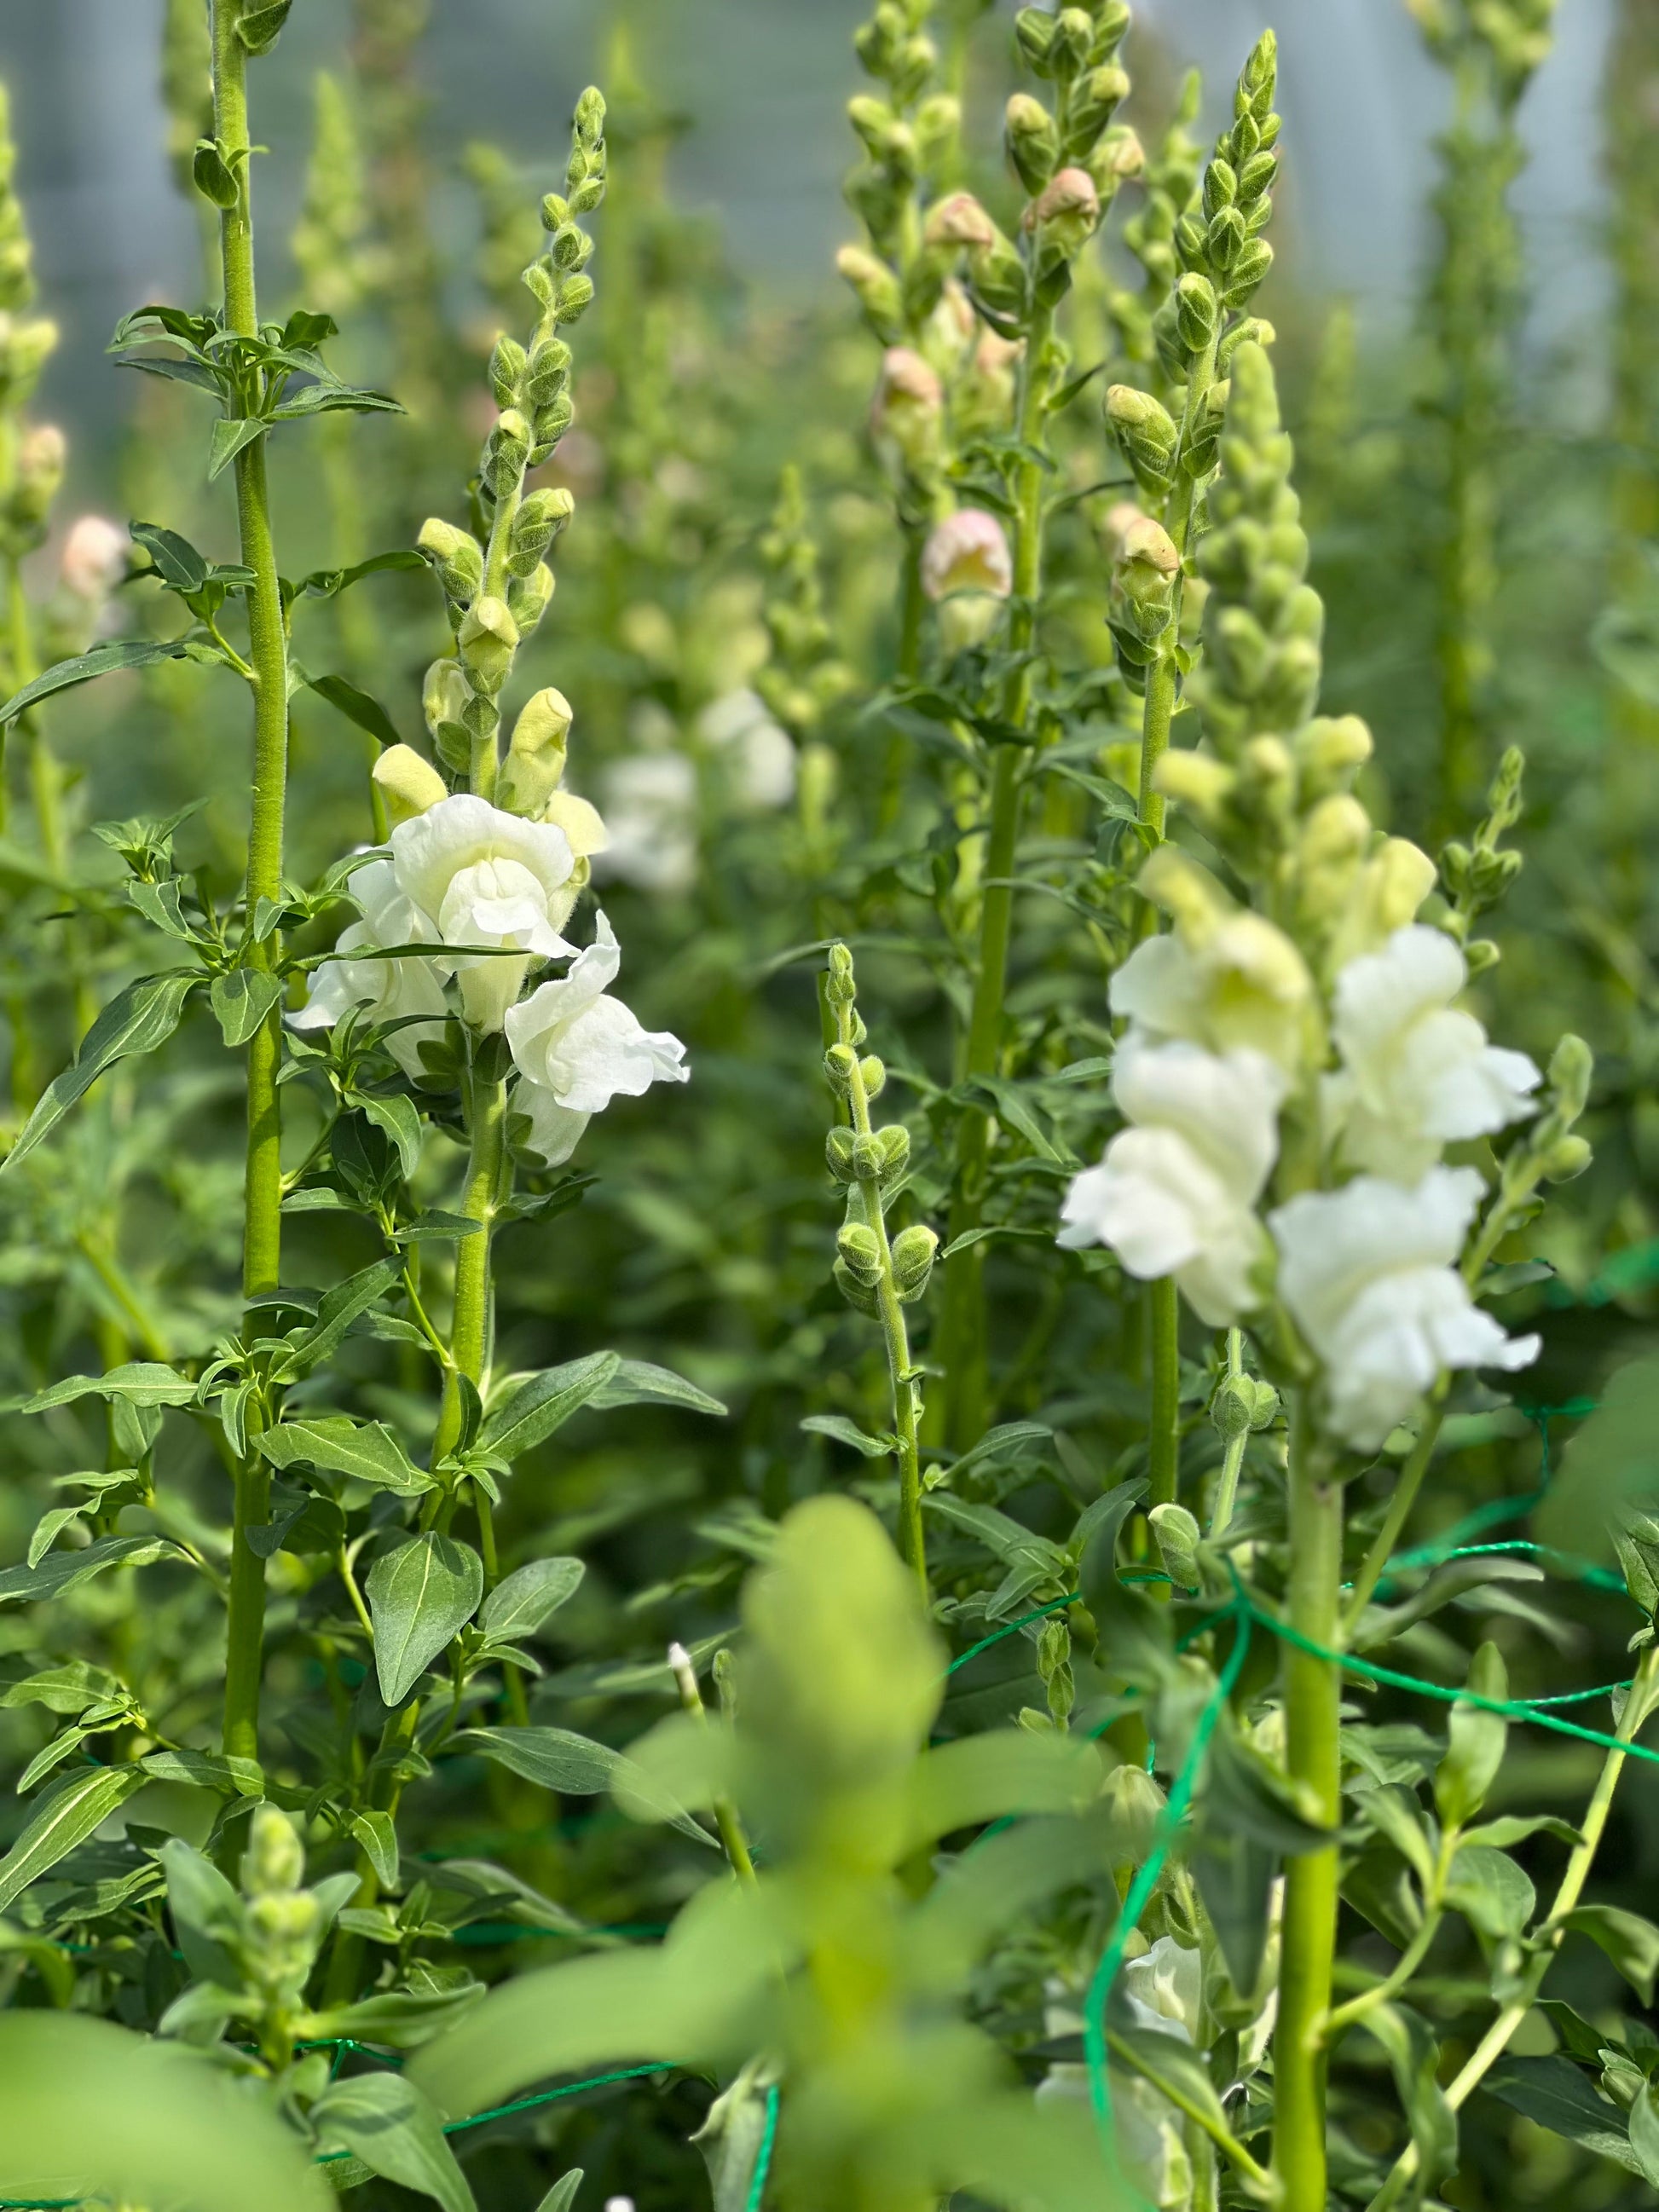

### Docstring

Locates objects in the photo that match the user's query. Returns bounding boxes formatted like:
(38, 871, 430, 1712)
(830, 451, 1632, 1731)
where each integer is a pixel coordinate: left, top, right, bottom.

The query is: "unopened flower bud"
(1153, 749, 1234, 823)
(416, 517, 483, 604)
(1090, 124, 1145, 189)
(1026, 165, 1101, 251)
(1102, 1760, 1165, 1872)
(484, 408, 531, 495)
(60, 514, 129, 600)
(826, 1127, 858, 1182)
(921, 508, 1013, 603)
(242, 1803, 305, 1896)
(422, 658, 472, 765)
(859, 1054, 886, 1100)
(1547, 1033, 1593, 1124)
(850, 1132, 885, 1181)
(372, 742, 448, 826)
(540, 789, 608, 858)
(875, 1123, 910, 1181)
(524, 337, 573, 410)
(833, 1258, 881, 1316)
(871, 347, 944, 469)
(1004, 93, 1061, 195)
(1149, 1502, 1201, 1590)
(507, 561, 555, 634)
(1013, 5, 1058, 74)
(824, 1043, 857, 1097)
(457, 594, 519, 693)
(836, 244, 903, 340)
(1067, 63, 1130, 153)
(890, 1223, 939, 1297)
(923, 191, 996, 251)
(556, 270, 596, 321)
(1296, 713, 1373, 799)
(508, 488, 575, 577)
(836, 1221, 884, 1286)
(1211, 1372, 1279, 1442)
(1222, 237, 1274, 309)
(488, 333, 527, 407)
(1105, 384, 1179, 496)
(1540, 1134, 1593, 1183)
(14, 424, 64, 530)
(1175, 272, 1218, 355)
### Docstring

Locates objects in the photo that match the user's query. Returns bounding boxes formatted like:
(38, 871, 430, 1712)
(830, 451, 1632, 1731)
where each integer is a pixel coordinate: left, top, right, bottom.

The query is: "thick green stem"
(878, 534, 926, 830)
(1271, 1401, 1344, 2212)
(214, 0, 290, 1765)
(1209, 1327, 1247, 1536)
(937, 303, 1052, 1447)
(433, 1052, 508, 1463)
(1147, 1279, 1181, 1510)
(1364, 1644, 1659, 2212)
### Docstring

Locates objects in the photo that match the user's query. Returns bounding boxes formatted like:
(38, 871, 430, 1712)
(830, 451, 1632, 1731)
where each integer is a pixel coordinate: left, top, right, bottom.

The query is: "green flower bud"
(1547, 1033, 1593, 1124)
(484, 408, 531, 496)
(12, 423, 63, 532)
(1211, 1372, 1280, 1441)
(1066, 63, 1130, 155)
(968, 229, 1029, 322)
(1102, 1760, 1165, 1872)
(549, 221, 589, 271)
(1049, 8, 1095, 76)
(242, 1803, 305, 1896)
(890, 1222, 939, 1297)
(1464, 939, 1500, 978)
(826, 1127, 858, 1182)
(849, 1132, 884, 1181)
(1148, 1502, 1200, 1591)
(824, 1042, 857, 1097)
(836, 1221, 885, 1286)
(859, 1054, 887, 1099)
(836, 244, 904, 341)
(495, 686, 573, 817)
(507, 488, 575, 579)
(416, 517, 483, 604)
(372, 742, 448, 826)
(1217, 314, 1275, 371)
(507, 560, 555, 634)
(1004, 93, 1061, 195)
(531, 393, 575, 460)
(1205, 204, 1246, 272)
(1014, 6, 1057, 74)
(488, 333, 526, 408)
(833, 1257, 882, 1316)
(423, 657, 471, 745)
(1221, 236, 1274, 309)
(914, 95, 960, 171)
(1105, 384, 1179, 497)
(847, 94, 896, 157)
(524, 337, 572, 409)
(1026, 166, 1101, 254)
(1237, 147, 1278, 199)
(1540, 1134, 1593, 1183)
(557, 270, 596, 321)
(1175, 272, 1218, 355)
(1203, 156, 1239, 219)
(456, 594, 519, 693)
(826, 940, 857, 1005)
(875, 1123, 911, 1182)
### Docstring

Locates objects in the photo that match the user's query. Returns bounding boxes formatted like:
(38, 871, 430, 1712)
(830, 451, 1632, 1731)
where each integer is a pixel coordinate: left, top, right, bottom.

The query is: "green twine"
(745, 2083, 780, 2212)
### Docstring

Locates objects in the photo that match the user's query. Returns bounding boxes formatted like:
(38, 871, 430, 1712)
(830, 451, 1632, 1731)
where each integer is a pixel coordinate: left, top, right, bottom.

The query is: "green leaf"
(356, 1092, 425, 1180)
(299, 667, 404, 750)
(234, 0, 292, 55)
(1460, 1813, 1581, 1850)
(456, 1725, 715, 1847)
(946, 1421, 1054, 1484)
(367, 1534, 483, 1705)
(313, 2073, 475, 2212)
(0, 1764, 147, 1913)
(1206, 1715, 1335, 1856)
(533, 2177, 583, 2212)
(191, 138, 240, 210)
(270, 382, 403, 421)
(589, 1358, 727, 1418)
(1190, 1824, 1278, 1998)
(391, 1210, 484, 1244)
(0, 1535, 181, 1608)
(130, 520, 210, 592)
(293, 549, 425, 601)
(205, 417, 265, 481)
(939, 1222, 1053, 1259)
(801, 1412, 893, 1458)
(1361, 2001, 1458, 2193)
(16, 1360, 196, 1413)
(1445, 1844, 1535, 1941)
(277, 1256, 405, 1377)
(477, 1351, 622, 1464)
(1107, 2026, 1235, 2140)
(209, 967, 284, 1047)
(1434, 1641, 1508, 1828)
(2, 971, 199, 1175)
(257, 1415, 432, 1496)
(1562, 1902, 1659, 2004)
(1484, 2054, 1641, 2173)
(350, 1811, 400, 1891)
(141, 1749, 263, 1797)
(1630, 2083, 1659, 2186)
(479, 1556, 584, 1643)
(0, 638, 225, 728)
(129, 878, 197, 943)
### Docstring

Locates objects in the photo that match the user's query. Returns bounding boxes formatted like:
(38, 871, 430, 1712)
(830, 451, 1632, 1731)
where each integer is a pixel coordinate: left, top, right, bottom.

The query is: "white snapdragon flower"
(1327, 925, 1540, 1179)
(289, 858, 448, 1077)
(1270, 1166, 1540, 1450)
(593, 753, 698, 896)
(1110, 887, 1314, 1076)
(1058, 1040, 1282, 1325)
(698, 688, 797, 811)
(1121, 1936, 1205, 2043)
(390, 793, 577, 1032)
(504, 911, 689, 1166)
(1034, 1961, 1197, 2210)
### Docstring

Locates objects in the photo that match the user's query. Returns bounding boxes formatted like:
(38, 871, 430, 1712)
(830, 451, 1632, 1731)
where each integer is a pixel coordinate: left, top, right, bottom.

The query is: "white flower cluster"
(1061, 866, 1542, 1447)
(292, 778, 687, 1167)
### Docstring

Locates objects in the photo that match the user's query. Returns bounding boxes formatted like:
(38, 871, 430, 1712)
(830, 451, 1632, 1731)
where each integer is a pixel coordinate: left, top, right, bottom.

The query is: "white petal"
(515, 1085, 592, 1167)
(1108, 934, 1201, 1039)
(1270, 1169, 1485, 1356)
(1112, 1037, 1283, 1203)
(391, 793, 573, 931)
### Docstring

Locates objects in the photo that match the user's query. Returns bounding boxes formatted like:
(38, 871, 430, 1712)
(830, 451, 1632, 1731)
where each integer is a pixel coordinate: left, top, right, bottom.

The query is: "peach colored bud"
(1026, 165, 1101, 234)
(60, 514, 129, 599)
(921, 508, 1014, 602)
(924, 191, 997, 251)
(872, 348, 945, 466)
(1101, 501, 1150, 560)
(1117, 514, 1180, 575)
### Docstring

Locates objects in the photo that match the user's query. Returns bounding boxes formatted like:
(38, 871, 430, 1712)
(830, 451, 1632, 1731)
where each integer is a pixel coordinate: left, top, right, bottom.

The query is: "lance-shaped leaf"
(0, 1536, 182, 1608)
(1560, 1902, 1659, 2005)
(0, 1764, 148, 1914)
(367, 1534, 483, 1705)
(589, 1360, 727, 1418)
(478, 1556, 584, 1643)
(311, 2074, 474, 2212)
(476, 1351, 621, 1464)
(275, 1256, 405, 1378)
(14, 1361, 196, 1413)
(257, 1415, 432, 1496)
(0, 638, 226, 726)
(457, 1724, 715, 1847)
(1484, 2054, 1642, 2173)
(209, 968, 284, 1047)
(298, 667, 404, 750)
(2, 972, 199, 1175)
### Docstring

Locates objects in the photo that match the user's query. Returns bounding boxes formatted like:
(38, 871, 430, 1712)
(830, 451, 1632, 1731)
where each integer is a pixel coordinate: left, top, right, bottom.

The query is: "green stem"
(1271, 1398, 1343, 2212)
(878, 533, 926, 831)
(1209, 1328, 1247, 1536)
(669, 1643, 755, 1884)
(433, 1049, 508, 1464)
(1364, 1643, 1659, 2212)
(1147, 1278, 1180, 1510)
(937, 302, 1053, 1448)
(1340, 1399, 1446, 1634)
(214, 0, 289, 1767)
(1105, 2030, 1274, 2197)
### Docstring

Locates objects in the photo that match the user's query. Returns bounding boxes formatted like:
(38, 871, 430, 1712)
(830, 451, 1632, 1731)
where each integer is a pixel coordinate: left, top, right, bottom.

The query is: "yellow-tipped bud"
(541, 788, 610, 858)
(371, 743, 448, 825)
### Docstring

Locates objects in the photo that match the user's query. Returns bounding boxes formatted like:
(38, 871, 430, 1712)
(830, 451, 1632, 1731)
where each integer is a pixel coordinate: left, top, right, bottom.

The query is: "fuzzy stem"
(1209, 1327, 1247, 1536)
(937, 300, 1053, 1447)
(1147, 1279, 1181, 1511)
(214, 0, 289, 1767)
(1364, 1643, 1659, 2212)
(1271, 1399, 1344, 2212)
(433, 1049, 508, 1464)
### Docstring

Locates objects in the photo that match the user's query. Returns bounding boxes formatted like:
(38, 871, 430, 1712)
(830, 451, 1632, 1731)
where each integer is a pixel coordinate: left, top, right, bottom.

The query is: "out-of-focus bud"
(836, 243, 904, 340)
(836, 1221, 884, 1286)
(923, 190, 997, 252)
(1547, 1033, 1593, 1124)
(1089, 124, 1144, 191)
(1217, 314, 1276, 372)
(0, 311, 57, 401)
(1026, 165, 1101, 253)
(967, 228, 1028, 322)
(60, 514, 130, 600)
(921, 508, 1014, 603)
(1153, 749, 1235, 824)
(12, 423, 64, 531)
(416, 517, 483, 605)
(1049, 8, 1095, 76)
(1004, 92, 1061, 195)
(1014, 6, 1058, 75)
(1295, 713, 1373, 800)
(914, 95, 960, 172)
(242, 1803, 305, 1897)
(890, 1222, 939, 1299)
(1539, 1135, 1593, 1183)
(870, 346, 944, 470)
(372, 742, 448, 826)
(456, 594, 519, 694)
(1102, 1761, 1165, 1877)
(1105, 384, 1178, 498)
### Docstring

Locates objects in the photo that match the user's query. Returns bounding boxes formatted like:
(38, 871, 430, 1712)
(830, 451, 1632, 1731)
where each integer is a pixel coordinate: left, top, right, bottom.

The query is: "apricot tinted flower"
(920, 508, 1013, 601)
